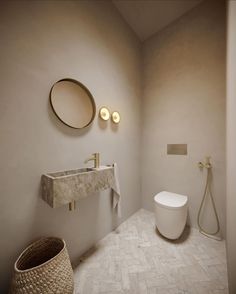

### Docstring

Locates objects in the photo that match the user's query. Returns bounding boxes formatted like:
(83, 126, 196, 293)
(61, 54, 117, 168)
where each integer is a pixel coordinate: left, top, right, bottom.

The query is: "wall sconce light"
(99, 107, 110, 121)
(111, 111, 121, 124)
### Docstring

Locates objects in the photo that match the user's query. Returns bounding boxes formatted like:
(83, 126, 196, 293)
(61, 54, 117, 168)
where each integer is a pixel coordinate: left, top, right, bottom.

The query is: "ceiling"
(112, 0, 202, 41)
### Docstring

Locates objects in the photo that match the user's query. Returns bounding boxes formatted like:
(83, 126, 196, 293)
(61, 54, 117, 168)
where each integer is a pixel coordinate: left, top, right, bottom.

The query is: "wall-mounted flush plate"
(167, 144, 187, 155)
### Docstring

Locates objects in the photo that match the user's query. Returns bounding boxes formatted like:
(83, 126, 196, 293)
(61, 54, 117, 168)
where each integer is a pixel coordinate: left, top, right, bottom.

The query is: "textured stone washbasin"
(41, 166, 119, 208)
(47, 168, 93, 177)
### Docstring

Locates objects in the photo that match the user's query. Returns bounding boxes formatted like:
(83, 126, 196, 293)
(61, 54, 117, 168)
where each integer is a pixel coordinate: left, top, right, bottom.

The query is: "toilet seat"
(154, 191, 187, 210)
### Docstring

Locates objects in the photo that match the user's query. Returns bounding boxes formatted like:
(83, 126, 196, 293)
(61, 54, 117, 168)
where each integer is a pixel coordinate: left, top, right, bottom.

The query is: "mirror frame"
(49, 78, 96, 129)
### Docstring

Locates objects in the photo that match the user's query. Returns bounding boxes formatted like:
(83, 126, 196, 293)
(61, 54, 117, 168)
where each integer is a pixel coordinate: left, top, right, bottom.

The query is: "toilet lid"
(154, 191, 188, 209)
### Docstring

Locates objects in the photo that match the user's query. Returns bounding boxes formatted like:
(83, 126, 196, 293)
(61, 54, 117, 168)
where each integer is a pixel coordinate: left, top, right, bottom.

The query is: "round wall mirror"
(50, 78, 96, 129)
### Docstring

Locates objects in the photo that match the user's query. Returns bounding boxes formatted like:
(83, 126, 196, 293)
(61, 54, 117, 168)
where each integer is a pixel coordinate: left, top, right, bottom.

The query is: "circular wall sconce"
(111, 111, 121, 124)
(99, 107, 110, 121)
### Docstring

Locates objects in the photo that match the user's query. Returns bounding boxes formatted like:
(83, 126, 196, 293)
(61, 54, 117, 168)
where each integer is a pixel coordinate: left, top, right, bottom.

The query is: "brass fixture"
(84, 153, 100, 168)
(99, 107, 110, 121)
(197, 156, 221, 240)
(198, 156, 212, 169)
(111, 111, 120, 124)
(69, 200, 76, 211)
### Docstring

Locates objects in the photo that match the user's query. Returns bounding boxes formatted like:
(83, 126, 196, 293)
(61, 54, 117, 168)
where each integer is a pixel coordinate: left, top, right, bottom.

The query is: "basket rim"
(14, 237, 66, 273)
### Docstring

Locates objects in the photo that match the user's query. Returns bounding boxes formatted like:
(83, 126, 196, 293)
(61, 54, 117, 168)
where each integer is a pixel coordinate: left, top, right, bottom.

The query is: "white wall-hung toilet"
(154, 191, 188, 240)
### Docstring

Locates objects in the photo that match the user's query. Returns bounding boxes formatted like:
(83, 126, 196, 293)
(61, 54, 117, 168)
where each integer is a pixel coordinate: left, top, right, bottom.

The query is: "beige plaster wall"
(226, 1, 236, 292)
(142, 0, 226, 237)
(0, 1, 142, 291)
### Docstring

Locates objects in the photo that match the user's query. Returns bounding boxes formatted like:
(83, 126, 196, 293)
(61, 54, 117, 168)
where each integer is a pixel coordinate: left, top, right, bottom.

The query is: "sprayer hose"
(197, 168, 220, 236)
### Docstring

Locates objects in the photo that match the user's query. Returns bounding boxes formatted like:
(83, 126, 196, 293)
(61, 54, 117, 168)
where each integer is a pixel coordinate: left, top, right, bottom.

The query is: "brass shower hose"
(197, 159, 221, 241)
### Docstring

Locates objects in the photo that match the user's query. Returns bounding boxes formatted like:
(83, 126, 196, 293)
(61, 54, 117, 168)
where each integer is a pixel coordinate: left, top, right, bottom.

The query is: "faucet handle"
(95, 153, 100, 168)
(198, 162, 204, 168)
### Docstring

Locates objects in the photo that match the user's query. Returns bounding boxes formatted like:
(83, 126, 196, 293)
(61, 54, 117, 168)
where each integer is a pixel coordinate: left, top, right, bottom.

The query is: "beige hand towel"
(112, 163, 121, 217)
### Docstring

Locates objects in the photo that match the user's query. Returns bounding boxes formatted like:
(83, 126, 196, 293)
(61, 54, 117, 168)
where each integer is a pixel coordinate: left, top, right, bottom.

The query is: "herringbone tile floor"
(74, 209, 228, 294)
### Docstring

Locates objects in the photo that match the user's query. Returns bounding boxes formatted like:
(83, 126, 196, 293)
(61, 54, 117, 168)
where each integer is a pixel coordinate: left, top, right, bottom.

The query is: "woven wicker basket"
(9, 237, 74, 294)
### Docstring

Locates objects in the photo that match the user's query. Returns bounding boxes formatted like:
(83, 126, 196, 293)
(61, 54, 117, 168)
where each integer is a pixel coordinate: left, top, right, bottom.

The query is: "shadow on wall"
(97, 115, 119, 132)
(97, 114, 108, 131)
(111, 121, 119, 133)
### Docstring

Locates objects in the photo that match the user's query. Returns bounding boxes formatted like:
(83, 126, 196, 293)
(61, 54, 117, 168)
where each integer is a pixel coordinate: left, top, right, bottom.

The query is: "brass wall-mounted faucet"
(84, 153, 100, 168)
(198, 156, 212, 169)
(68, 153, 100, 211)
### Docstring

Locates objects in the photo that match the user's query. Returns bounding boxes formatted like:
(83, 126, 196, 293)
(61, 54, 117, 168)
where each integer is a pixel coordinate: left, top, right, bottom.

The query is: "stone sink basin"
(47, 167, 94, 178)
(41, 166, 117, 208)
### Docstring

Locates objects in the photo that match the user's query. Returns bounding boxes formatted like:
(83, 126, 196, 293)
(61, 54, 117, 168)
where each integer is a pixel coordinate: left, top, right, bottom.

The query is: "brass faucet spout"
(84, 153, 100, 168)
(84, 156, 94, 164)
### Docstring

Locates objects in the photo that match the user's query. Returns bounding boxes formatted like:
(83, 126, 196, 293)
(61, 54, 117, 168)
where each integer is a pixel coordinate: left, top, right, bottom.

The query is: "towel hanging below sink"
(112, 163, 121, 218)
